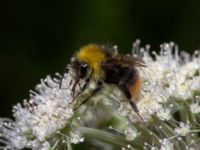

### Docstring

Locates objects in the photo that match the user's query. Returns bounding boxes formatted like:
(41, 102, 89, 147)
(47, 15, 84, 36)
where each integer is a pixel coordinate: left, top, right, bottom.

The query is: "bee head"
(70, 58, 90, 97)
(71, 57, 89, 79)
(74, 44, 106, 79)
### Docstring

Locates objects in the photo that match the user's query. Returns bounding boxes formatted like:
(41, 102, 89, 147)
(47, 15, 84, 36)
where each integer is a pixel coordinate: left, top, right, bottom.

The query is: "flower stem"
(81, 127, 141, 148)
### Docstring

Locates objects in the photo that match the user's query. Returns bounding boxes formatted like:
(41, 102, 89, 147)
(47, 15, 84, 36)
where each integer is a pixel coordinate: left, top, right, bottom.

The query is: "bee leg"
(118, 84, 144, 122)
(74, 78, 90, 98)
(74, 71, 93, 98)
(73, 82, 102, 111)
(128, 100, 144, 122)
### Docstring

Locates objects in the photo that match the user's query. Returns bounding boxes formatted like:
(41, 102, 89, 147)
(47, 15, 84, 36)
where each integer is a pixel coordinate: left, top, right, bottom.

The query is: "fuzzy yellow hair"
(76, 44, 106, 79)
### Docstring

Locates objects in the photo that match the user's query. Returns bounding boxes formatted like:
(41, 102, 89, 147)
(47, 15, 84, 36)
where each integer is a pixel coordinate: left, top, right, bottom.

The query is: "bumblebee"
(64, 44, 145, 119)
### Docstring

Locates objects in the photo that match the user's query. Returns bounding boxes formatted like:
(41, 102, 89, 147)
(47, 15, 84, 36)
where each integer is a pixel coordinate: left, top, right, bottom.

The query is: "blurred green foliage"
(1, 0, 200, 117)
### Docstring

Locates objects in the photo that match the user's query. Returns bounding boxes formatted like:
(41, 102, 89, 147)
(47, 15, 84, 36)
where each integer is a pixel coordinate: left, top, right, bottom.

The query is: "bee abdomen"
(128, 75, 141, 102)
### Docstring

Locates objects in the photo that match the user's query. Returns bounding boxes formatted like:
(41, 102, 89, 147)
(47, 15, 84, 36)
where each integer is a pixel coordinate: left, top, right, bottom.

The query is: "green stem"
(50, 139, 59, 150)
(189, 130, 200, 133)
(81, 127, 140, 148)
(67, 138, 72, 150)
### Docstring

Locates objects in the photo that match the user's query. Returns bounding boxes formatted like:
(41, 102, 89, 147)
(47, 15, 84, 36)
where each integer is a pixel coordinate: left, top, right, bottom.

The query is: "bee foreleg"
(75, 78, 90, 98)
(73, 82, 102, 111)
(75, 70, 93, 98)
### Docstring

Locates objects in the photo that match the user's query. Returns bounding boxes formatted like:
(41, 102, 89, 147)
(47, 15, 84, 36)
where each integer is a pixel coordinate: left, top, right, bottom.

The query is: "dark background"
(1, 0, 200, 117)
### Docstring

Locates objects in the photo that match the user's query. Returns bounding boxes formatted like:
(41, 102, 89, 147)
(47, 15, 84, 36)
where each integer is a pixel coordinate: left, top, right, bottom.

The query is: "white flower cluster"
(0, 74, 83, 150)
(118, 40, 200, 123)
(141, 42, 200, 120)
(116, 40, 200, 150)
(0, 41, 199, 150)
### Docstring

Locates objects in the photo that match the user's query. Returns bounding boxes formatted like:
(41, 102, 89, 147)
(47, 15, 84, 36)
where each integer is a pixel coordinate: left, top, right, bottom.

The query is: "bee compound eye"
(79, 63, 88, 78)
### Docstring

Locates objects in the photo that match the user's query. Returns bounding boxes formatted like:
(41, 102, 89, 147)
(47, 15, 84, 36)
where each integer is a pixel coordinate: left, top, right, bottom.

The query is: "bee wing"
(121, 55, 146, 67)
(102, 55, 146, 67)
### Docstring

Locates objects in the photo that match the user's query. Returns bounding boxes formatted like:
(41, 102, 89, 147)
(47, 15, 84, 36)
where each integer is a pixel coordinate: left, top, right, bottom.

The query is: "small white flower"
(160, 139, 174, 150)
(174, 122, 191, 136)
(124, 127, 139, 141)
(156, 108, 171, 121)
(69, 130, 84, 144)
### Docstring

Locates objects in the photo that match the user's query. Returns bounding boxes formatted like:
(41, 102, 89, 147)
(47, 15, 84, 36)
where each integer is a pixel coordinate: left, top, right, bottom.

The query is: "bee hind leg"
(128, 100, 144, 122)
(118, 84, 144, 122)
